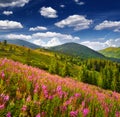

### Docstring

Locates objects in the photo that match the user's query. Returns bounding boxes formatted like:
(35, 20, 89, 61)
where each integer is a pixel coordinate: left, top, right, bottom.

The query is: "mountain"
(0, 39, 41, 49)
(49, 42, 105, 59)
(99, 47, 120, 59)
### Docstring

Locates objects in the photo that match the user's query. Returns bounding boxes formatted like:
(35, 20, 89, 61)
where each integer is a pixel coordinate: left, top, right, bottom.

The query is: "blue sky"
(0, 0, 120, 50)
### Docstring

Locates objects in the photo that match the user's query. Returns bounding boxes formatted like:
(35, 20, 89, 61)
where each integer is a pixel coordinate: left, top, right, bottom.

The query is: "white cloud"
(74, 0, 85, 5)
(114, 28, 120, 32)
(32, 31, 80, 47)
(33, 38, 61, 47)
(40, 7, 58, 18)
(94, 20, 120, 31)
(81, 38, 120, 50)
(29, 26, 47, 31)
(32, 32, 80, 40)
(81, 41, 107, 50)
(55, 15, 93, 31)
(60, 5, 65, 8)
(5, 34, 32, 40)
(0, 20, 23, 30)
(1, 31, 80, 47)
(3, 11, 13, 16)
(78, 2, 85, 5)
(0, 0, 30, 7)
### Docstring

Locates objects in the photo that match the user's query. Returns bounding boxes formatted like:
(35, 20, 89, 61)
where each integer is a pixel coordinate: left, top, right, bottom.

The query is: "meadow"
(0, 58, 120, 117)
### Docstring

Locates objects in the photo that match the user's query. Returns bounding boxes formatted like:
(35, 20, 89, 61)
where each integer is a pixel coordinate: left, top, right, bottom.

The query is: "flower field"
(0, 58, 120, 117)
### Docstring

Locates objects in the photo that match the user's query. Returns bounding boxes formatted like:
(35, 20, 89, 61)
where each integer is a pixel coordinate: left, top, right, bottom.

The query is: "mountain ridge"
(49, 42, 105, 59)
(0, 39, 41, 49)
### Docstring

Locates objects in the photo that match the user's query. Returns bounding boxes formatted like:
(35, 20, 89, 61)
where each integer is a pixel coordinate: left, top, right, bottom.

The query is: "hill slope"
(0, 43, 120, 93)
(99, 47, 120, 59)
(0, 58, 120, 116)
(0, 43, 80, 77)
(0, 39, 41, 49)
(49, 42, 105, 59)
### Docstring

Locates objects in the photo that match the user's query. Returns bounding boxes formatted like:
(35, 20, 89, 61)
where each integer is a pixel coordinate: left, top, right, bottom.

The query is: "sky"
(0, 0, 120, 50)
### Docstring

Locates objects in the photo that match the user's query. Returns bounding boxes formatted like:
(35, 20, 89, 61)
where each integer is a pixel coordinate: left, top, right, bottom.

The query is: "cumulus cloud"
(32, 32, 80, 40)
(55, 15, 93, 31)
(32, 32, 80, 47)
(1, 31, 80, 47)
(81, 38, 120, 50)
(40, 7, 58, 18)
(94, 20, 120, 32)
(33, 38, 61, 47)
(74, 0, 85, 5)
(0, 0, 30, 7)
(0, 20, 23, 30)
(29, 26, 47, 31)
(5, 34, 32, 40)
(3, 11, 13, 16)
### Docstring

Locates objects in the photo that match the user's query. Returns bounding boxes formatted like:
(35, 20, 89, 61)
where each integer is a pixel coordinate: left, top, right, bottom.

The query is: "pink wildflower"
(1, 71, 5, 78)
(49, 95, 53, 100)
(60, 106, 67, 112)
(83, 108, 89, 117)
(0, 104, 5, 110)
(70, 110, 78, 117)
(57, 86, 62, 92)
(21, 105, 27, 111)
(4, 95, 9, 101)
(26, 95, 31, 102)
(6, 112, 11, 117)
(42, 85, 47, 90)
(36, 113, 41, 117)
(116, 111, 120, 117)
(74, 93, 81, 98)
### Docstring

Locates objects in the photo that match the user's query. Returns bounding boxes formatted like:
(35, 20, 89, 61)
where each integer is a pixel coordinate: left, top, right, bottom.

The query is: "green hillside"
(99, 47, 120, 59)
(49, 42, 105, 59)
(0, 42, 120, 93)
(0, 42, 80, 78)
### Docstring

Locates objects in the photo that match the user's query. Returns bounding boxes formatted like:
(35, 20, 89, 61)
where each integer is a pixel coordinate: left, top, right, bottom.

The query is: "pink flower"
(49, 95, 53, 100)
(36, 113, 41, 117)
(83, 108, 89, 117)
(60, 106, 67, 112)
(6, 112, 11, 117)
(26, 95, 31, 102)
(116, 111, 120, 117)
(0, 104, 5, 110)
(4, 95, 9, 101)
(42, 85, 47, 90)
(1, 71, 5, 78)
(57, 86, 62, 92)
(70, 110, 78, 117)
(74, 93, 81, 98)
(82, 101, 85, 107)
(21, 105, 27, 111)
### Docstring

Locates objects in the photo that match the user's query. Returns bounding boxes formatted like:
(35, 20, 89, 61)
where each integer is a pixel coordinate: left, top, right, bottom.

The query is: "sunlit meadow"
(0, 58, 120, 117)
